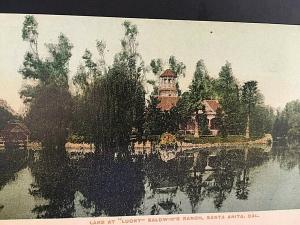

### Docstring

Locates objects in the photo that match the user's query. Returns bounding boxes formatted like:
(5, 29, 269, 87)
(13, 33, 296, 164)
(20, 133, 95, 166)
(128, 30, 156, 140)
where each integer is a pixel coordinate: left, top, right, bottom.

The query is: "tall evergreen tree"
(188, 60, 215, 137)
(214, 62, 244, 135)
(241, 81, 261, 138)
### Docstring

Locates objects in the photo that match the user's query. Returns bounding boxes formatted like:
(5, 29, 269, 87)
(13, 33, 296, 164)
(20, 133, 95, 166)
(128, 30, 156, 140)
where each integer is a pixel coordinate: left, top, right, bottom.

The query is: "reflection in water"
(28, 150, 76, 218)
(76, 156, 145, 216)
(0, 149, 28, 190)
(0, 146, 300, 219)
(145, 157, 182, 214)
(271, 147, 300, 172)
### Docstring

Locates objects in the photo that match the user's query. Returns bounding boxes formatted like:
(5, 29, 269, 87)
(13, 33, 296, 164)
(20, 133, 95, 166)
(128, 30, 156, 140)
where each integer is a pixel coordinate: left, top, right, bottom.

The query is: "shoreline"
(134, 134, 273, 154)
(2, 134, 272, 152)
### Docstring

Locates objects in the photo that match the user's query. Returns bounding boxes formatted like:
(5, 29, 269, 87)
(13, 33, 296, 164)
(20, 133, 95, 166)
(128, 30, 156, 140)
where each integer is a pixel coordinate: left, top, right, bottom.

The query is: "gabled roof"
(203, 100, 220, 113)
(160, 69, 176, 78)
(157, 96, 179, 111)
(1, 122, 30, 136)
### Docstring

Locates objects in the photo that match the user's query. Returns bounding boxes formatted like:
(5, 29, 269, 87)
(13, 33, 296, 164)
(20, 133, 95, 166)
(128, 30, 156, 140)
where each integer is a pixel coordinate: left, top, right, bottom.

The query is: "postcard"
(0, 13, 299, 225)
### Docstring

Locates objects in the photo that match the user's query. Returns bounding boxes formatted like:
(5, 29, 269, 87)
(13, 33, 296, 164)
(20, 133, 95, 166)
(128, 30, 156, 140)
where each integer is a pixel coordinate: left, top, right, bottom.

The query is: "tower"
(158, 69, 177, 97)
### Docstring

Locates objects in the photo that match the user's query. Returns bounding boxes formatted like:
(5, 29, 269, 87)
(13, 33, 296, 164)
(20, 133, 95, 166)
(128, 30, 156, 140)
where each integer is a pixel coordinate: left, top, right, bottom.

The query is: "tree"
(149, 56, 186, 96)
(168, 56, 186, 96)
(20, 16, 73, 89)
(72, 20, 146, 159)
(272, 112, 288, 139)
(189, 60, 215, 101)
(214, 62, 244, 135)
(175, 92, 194, 124)
(150, 58, 163, 76)
(73, 40, 106, 93)
(149, 58, 163, 95)
(198, 106, 211, 135)
(280, 100, 300, 145)
(71, 41, 107, 145)
(250, 105, 274, 138)
(214, 107, 227, 137)
(0, 107, 17, 130)
(168, 56, 186, 78)
(25, 84, 72, 151)
(20, 15, 73, 152)
(241, 81, 261, 138)
(143, 96, 164, 137)
(188, 60, 215, 137)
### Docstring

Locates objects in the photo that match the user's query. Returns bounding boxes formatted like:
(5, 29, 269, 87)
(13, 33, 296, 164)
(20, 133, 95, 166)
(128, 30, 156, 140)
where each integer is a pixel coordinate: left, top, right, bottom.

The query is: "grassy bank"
(184, 135, 264, 144)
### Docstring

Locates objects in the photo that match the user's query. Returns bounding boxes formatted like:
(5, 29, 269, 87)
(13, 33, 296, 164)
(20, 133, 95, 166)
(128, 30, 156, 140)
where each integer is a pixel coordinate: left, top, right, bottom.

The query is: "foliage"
(272, 112, 288, 138)
(0, 108, 17, 130)
(72, 20, 146, 158)
(273, 100, 300, 145)
(215, 63, 242, 135)
(214, 107, 227, 137)
(241, 80, 263, 137)
(150, 58, 163, 76)
(20, 15, 73, 151)
(250, 105, 275, 138)
(184, 135, 251, 144)
(25, 84, 72, 150)
(175, 92, 194, 126)
(198, 106, 211, 135)
(149, 56, 186, 96)
(159, 132, 177, 149)
(241, 81, 261, 113)
(143, 96, 164, 136)
(189, 60, 215, 103)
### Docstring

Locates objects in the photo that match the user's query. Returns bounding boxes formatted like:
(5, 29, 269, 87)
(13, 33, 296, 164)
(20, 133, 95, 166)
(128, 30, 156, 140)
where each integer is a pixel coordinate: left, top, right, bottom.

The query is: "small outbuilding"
(0, 120, 30, 148)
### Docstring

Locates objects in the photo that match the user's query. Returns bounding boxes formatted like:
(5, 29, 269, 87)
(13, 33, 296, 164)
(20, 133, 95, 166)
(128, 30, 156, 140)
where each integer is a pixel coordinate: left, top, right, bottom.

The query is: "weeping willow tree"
(72, 21, 146, 159)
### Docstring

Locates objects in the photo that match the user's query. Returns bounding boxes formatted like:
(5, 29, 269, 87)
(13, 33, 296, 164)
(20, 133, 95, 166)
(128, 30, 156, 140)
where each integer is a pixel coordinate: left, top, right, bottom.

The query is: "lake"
(0, 146, 299, 219)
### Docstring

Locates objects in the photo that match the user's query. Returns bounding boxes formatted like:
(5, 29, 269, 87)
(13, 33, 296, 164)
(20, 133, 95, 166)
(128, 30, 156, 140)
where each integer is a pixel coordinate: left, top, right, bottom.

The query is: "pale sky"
(1, 13, 300, 113)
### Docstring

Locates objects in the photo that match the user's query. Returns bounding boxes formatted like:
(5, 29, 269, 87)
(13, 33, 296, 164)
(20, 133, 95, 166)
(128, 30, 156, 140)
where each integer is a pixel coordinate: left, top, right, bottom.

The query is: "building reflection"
(6, 145, 288, 218)
(145, 147, 270, 213)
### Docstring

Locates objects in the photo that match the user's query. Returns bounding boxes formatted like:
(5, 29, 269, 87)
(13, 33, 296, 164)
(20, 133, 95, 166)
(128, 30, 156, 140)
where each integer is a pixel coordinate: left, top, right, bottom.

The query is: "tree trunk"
(194, 113, 199, 138)
(245, 114, 250, 139)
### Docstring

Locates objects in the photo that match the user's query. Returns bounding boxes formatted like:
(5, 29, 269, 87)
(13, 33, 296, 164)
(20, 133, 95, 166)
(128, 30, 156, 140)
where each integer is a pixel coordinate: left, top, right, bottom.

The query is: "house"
(181, 100, 221, 137)
(155, 69, 221, 136)
(199, 100, 221, 136)
(0, 120, 30, 148)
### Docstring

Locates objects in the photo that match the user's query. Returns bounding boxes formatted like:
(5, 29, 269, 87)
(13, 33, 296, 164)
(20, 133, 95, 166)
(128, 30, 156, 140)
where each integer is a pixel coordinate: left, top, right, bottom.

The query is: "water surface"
(0, 146, 299, 219)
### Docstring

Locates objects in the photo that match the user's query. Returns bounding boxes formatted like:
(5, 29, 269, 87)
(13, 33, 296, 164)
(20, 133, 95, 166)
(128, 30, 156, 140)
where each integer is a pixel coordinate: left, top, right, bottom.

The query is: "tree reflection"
(77, 157, 145, 216)
(182, 175, 205, 213)
(235, 168, 249, 200)
(0, 149, 28, 190)
(25, 146, 274, 217)
(145, 157, 182, 214)
(29, 149, 76, 218)
(207, 150, 241, 210)
(272, 147, 300, 172)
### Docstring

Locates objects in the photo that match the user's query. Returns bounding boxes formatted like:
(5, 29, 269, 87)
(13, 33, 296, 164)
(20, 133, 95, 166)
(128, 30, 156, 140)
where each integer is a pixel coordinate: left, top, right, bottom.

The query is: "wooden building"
(156, 69, 221, 136)
(0, 121, 30, 149)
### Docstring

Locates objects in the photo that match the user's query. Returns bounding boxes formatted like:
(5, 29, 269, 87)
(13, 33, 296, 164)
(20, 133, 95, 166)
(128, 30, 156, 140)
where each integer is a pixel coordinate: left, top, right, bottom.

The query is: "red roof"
(157, 96, 179, 111)
(203, 100, 220, 112)
(160, 69, 176, 78)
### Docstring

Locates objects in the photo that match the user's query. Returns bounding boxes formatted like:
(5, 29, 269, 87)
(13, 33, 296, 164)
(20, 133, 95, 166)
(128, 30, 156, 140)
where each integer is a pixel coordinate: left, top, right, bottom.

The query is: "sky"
(0, 13, 300, 113)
